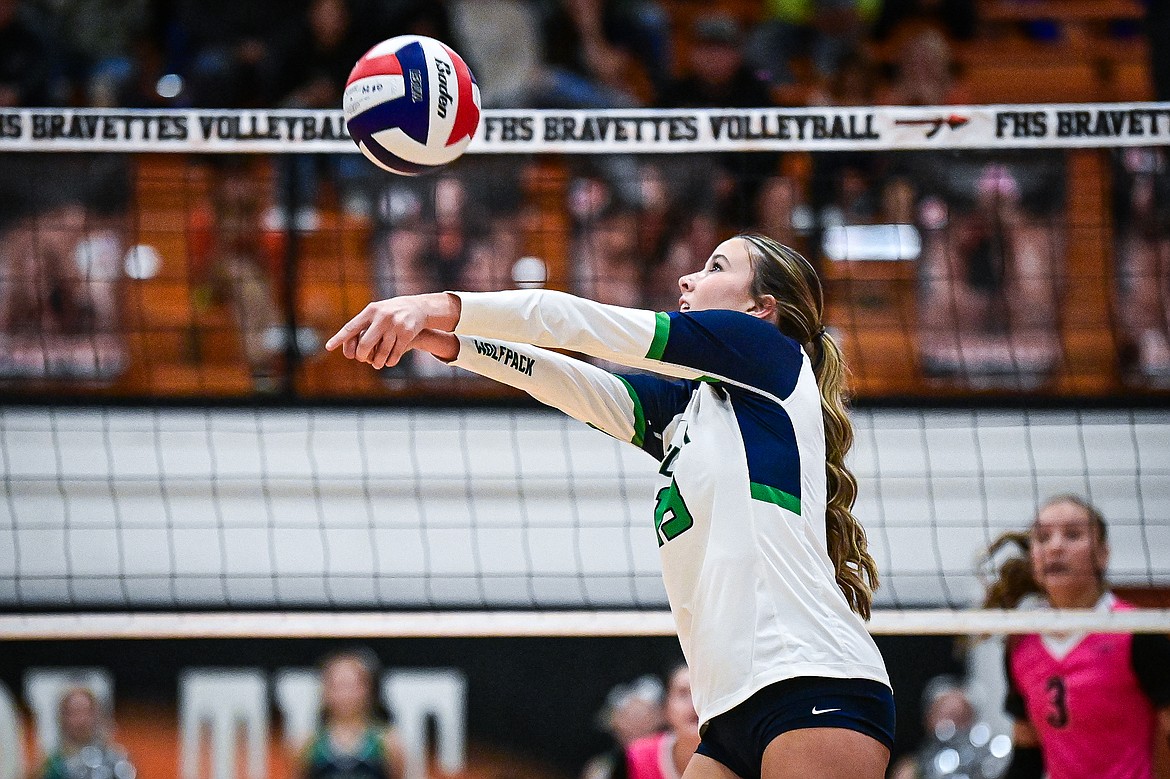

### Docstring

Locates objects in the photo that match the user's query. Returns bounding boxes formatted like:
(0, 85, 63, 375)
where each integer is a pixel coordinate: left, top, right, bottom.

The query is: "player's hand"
(326, 293, 460, 369)
(326, 296, 425, 369)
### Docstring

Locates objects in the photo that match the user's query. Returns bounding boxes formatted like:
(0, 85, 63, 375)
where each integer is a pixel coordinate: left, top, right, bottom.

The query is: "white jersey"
(450, 290, 890, 725)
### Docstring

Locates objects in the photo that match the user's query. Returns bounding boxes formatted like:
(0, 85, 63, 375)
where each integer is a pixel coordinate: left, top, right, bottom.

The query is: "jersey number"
(654, 480, 693, 546)
(1045, 676, 1069, 728)
(658, 430, 689, 478)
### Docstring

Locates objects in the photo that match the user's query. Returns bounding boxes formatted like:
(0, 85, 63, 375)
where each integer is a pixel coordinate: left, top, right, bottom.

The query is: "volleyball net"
(1, 104, 1169, 638)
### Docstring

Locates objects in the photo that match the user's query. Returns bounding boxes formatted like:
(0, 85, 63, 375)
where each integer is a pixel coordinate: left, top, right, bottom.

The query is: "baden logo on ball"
(343, 35, 481, 176)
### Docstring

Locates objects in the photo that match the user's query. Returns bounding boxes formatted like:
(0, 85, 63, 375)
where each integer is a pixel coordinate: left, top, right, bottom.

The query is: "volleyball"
(343, 35, 481, 176)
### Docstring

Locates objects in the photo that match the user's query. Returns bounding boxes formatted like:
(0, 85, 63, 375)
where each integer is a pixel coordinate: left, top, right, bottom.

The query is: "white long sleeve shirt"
(449, 290, 890, 726)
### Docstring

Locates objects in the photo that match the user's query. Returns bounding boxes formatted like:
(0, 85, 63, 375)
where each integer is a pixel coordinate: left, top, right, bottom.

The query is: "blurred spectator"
(535, 0, 666, 108)
(566, 177, 644, 309)
(366, 3, 533, 382)
(745, 0, 880, 92)
(1112, 17, 1170, 386)
(804, 33, 947, 246)
(272, 0, 378, 229)
(875, 26, 970, 107)
(657, 13, 780, 220)
(370, 161, 525, 378)
(0, 154, 131, 382)
(20, 0, 143, 382)
(580, 675, 665, 779)
(39, 687, 137, 779)
(452, 0, 667, 108)
(295, 649, 406, 779)
(1152, 0, 1170, 103)
(188, 158, 298, 391)
(911, 151, 1066, 387)
(871, 30, 968, 230)
(278, 0, 370, 119)
(888, 676, 1008, 779)
(808, 44, 879, 108)
(806, 49, 891, 259)
(618, 662, 699, 779)
(449, 0, 544, 108)
(871, 0, 977, 42)
(468, 1, 659, 314)
(175, 0, 306, 107)
(383, 0, 456, 41)
(878, 29, 1065, 387)
(1112, 147, 1170, 384)
(0, 0, 54, 107)
(374, 174, 496, 296)
(621, 0, 673, 99)
(0, 0, 133, 384)
(32, 0, 152, 106)
(635, 12, 790, 311)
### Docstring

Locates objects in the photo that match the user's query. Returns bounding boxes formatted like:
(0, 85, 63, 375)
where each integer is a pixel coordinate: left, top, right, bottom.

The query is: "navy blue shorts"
(695, 677, 895, 779)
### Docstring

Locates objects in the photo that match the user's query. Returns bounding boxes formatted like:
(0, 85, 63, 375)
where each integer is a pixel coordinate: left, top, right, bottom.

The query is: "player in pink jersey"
(983, 495, 1170, 779)
(620, 662, 702, 779)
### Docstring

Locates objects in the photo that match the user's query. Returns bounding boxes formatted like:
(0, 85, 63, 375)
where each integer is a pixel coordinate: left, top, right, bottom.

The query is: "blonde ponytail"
(814, 330, 878, 618)
(981, 532, 1038, 609)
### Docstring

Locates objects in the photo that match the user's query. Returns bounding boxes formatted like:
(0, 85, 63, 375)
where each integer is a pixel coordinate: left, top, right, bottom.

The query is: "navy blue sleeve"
(1004, 641, 1029, 720)
(616, 373, 694, 461)
(648, 310, 805, 398)
(1131, 633, 1170, 708)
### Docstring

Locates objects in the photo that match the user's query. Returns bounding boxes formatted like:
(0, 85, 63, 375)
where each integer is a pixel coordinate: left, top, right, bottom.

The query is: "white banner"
(1, 104, 1169, 153)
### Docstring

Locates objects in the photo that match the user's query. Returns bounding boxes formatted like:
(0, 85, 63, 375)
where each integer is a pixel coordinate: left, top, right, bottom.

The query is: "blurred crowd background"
(1, 6, 1167, 779)
(4, 636, 980, 779)
(0, 0, 1167, 398)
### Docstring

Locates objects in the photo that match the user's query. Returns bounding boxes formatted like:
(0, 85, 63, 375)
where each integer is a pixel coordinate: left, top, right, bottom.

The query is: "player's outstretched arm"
(327, 289, 691, 377)
(453, 290, 801, 396)
(412, 331, 646, 447)
(328, 289, 793, 396)
(334, 311, 673, 449)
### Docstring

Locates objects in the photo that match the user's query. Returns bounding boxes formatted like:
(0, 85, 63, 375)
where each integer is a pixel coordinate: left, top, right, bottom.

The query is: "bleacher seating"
(104, 0, 1158, 398)
(963, 59, 1102, 104)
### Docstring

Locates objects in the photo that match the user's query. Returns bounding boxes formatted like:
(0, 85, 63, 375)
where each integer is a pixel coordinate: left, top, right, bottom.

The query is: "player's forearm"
(417, 292, 461, 333)
(1155, 707, 1170, 779)
(451, 289, 671, 370)
(412, 329, 459, 362)
(1003, 722, 1043, 779)
(450, 334, 640, 444)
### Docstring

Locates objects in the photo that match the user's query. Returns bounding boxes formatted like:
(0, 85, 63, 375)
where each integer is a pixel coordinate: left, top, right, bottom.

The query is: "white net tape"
(4, 608, 1170, 640)
(1, 103, 1168, 154)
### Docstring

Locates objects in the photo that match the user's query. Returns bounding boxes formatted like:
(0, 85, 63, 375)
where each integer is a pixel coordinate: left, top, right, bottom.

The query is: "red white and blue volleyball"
(343, 36, 481, 175)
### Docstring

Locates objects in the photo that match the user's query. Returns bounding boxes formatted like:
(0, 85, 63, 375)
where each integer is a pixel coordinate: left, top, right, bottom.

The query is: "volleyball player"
(41, 688, 136, 779)
(621, 662, 700, 779)
(983, 495, 1170, 779)
(297, 649, 406, 779)
(327, 233, 895, 779)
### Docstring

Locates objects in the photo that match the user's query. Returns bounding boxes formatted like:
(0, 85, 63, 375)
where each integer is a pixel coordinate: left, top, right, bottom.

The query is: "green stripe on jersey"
(750, 482, 801, 515)
(616, 376, 646, 448)
(646, 311, 670, 361)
